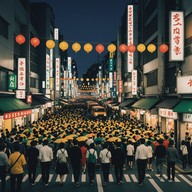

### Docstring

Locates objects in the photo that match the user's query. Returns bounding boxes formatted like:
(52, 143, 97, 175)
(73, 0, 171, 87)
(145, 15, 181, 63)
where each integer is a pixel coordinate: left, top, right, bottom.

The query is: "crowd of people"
(0, 104, 192, 191)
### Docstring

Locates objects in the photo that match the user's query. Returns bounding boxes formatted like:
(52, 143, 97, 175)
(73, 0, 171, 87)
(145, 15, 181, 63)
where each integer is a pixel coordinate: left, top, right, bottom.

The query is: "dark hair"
(13, 142, 20, 151)
(140, 138, 145, 144)
(147, 140, 151, 145)
(0, 143, 5, 151)
(31, 140, 37, 147)
(43, 139, 48, 146)
(59, 142, 64, 148)
(181, 140, 185, 145)
(89, 143, 95, 149)
(169, 139, 174, 146)
(73, 139, 78, 146)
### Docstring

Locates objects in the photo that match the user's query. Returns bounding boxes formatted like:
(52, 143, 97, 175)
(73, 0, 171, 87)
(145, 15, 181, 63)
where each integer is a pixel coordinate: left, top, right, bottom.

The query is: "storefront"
(119, 98, 136, 117)
(180, 113, 192, 141)
(131, 98, 160, 127)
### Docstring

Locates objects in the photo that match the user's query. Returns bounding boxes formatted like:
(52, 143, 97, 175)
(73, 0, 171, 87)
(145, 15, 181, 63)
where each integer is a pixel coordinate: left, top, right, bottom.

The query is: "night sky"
(30, 0, 130, 77)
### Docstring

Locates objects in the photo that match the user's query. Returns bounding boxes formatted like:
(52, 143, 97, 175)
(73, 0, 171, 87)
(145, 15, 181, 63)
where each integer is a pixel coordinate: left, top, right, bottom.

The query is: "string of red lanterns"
(15, 34, 169, 53)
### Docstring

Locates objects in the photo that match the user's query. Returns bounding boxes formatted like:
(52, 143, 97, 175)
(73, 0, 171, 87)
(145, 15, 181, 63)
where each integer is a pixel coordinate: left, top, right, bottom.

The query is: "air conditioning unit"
(165, 87, 169, 94)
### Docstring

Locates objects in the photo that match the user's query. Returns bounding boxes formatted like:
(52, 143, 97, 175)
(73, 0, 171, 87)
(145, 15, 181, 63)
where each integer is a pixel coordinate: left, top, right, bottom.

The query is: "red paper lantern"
(127, 44, 136, 53)
(119, 44, 127, 53)
(30, 37, 40, 47)
(95, 44, 104, 54)
(15, 34, 25, 45)
(159, 44, 169, 53)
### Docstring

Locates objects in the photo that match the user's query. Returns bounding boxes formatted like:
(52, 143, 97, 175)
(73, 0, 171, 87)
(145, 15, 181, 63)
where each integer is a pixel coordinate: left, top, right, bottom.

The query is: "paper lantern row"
(15, 34, 169, 53)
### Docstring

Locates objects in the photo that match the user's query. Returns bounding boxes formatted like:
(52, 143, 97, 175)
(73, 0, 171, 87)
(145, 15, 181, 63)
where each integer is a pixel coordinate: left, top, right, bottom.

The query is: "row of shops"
(0, 93, 53, 132)
(103, 97, 192, 146)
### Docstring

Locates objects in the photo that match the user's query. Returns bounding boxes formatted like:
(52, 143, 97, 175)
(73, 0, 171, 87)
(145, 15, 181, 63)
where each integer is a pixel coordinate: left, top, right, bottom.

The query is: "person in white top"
(135, 138, 148, 185)
(126, 140, 134, 169)
(146, 140, 153, 171)
(39, 139, 53, 186)
(99, 143, 111, 185)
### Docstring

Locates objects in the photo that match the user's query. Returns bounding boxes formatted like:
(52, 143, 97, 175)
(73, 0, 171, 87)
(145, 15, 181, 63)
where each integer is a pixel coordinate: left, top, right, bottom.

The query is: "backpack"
(58, 149, 67, 163)
(88, 150, 96, 163)
(182, 145, 188, 155)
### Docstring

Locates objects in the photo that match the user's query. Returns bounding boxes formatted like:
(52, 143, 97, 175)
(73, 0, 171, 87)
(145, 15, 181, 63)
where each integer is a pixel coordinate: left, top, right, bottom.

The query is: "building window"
(0, 70, 8, 91)
(0, 16, 9, 39)
(30, 77, 39, 89)
(146, 69, 158, 87)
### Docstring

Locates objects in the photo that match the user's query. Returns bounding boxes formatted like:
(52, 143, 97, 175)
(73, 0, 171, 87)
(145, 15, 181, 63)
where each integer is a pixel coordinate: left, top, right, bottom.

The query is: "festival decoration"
(119, 44, 127, 53)
(46, 40, 55, 49)
(159, 44, 169, 53)
(127, 44, 136, 53)
(30, 37, 40, 47)
(59, 41, 68, 51)
(84, 43, 93, 53)
(15, 34, 25, 45)
(95, 44, 104, 54)
(107, 44, 116, 53)
(137, 44, 146, 53)
(147, 44, 156, 53)
(72, 42, 81, 52)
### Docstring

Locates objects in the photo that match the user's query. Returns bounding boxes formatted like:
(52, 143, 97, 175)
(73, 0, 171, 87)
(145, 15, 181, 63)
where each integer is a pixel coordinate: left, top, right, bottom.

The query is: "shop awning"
(32, 94, 53, 106)
(173, 99, 192, 113)
(0, 98, 32, 114)
(118, 99, 136, 108)
(156, 98, 180, 109)
(131, 98, 160, 110)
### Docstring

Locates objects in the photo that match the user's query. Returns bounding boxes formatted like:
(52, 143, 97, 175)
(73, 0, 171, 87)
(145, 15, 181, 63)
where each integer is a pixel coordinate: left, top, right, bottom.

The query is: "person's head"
(102, 142, 108, 149)
(89, 143, 95, 149)
(0, 143, 5, 151)
(140, 138, 145, 144)
(31, 140, 37, 147)
(73, 139, 78, 146)
(147, 140, 151, 146)
(169, 139, 174, 146)
(13, 142, 20, 152)
(158, 139, 163, 144)
(43, 139, 48, 146)
(59, 142, 64, 149)
(181, 140, 185, 145)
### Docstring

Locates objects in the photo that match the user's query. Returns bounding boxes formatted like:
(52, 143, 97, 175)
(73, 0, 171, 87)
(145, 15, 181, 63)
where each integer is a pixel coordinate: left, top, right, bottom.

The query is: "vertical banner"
(55, 58, 60, 91)
(127, 5, 134, 72)
(50, 49, 53, 78)
(169, 11, 184, 61)
(8, 74, 17, 90)
(132, 70, 137, 95)
(118, 80, 123, 93)
(109, 58, 114, 72)
(109, 72, 113, 88)
(54, 28, 59, 40)
(18, 58, 26, 89)
(46, 54, 50, 89)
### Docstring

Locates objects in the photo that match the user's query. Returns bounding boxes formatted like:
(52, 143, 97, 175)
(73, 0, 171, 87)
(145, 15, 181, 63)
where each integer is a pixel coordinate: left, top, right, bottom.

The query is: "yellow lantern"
(137, 44, 146, 53)
(76, 78, 79, 81)
(107, 44, 116, 53)
(84, 43, 93, 53)
(59, 41, 68, 51)
(46, 40, 55, 49)
(86, 78, 89, 81)
(91, 78, 94, 81)
(80, 78, 84, 81)
(95, 78, 98, 81)
(72, 42, 81, 53)
(147, 44, 156, 53)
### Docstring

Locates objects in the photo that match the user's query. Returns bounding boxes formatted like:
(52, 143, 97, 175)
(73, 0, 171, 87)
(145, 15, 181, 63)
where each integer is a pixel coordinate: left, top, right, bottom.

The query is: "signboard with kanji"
(18, 58, 26, 89)
(55, 58, 60, 91)
(8, 74, 17, 90)
(169, 11, 184, 61)
(177, 75, 192, 94)
(16, 90, 25, 99)
(132, 70, 137, 95)
(109, 58, 114, 72)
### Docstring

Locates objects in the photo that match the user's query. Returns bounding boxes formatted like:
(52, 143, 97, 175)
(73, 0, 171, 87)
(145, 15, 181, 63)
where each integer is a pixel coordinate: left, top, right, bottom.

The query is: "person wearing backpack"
(180, 140, 188, 169)
(55, 143, 69, 186)
(86, 143, 98, 185)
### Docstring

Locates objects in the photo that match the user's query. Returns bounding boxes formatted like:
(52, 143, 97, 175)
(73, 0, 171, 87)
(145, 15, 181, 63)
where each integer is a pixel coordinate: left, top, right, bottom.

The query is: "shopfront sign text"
(159, 108, 177, 119)
(183, 113, 192, 122)
(4, 110, 32, 120)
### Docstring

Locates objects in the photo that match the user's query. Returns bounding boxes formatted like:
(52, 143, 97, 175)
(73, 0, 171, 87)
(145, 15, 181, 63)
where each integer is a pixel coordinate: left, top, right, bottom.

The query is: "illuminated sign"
(177, 75, 192, 94)
(159, 108, 177, 119)
(55, 58, 60, 91)
(18, 58, 26, 89)
(46, 54, 50, 89)
(132, 70, 137, 95)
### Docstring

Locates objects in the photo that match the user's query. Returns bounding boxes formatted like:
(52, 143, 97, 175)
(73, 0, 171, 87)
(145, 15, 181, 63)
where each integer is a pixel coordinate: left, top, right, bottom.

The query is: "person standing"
(26, 140, 39, 185)
(146, 140, 154, 171)
(126, 140, 134, 169)
(80, 142, 87, 173)
(0, 143, 8, 192)
(8, 142, 26, 192)
(113, 142, 126, 184)
(39, 139, 53, 186)
(166, 140, 179, 181)
(154, 139, 166, 177)
(180, 140, 188, 169)
(69, 139, 82, 187)
(99, 143, 111, 185)
(55, 143, 69, 186)
(135, 138, 148, 186)
(86, 143, 98, 185)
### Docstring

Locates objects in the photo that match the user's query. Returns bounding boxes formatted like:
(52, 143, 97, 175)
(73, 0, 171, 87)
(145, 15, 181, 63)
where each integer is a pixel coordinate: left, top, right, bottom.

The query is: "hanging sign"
(18, 58, 26, 89)
(8, 74, 17, 90)
(132, 70, 137, 95)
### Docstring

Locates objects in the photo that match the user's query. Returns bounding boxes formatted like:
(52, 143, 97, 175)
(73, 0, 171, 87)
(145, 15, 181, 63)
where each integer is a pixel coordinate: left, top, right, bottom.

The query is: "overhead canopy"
(156, 98, 180, 109)
(0, 98, 32, 114)
(32, 94, 53, 106)
(131, 98, 160, 110)
(173, 99, 192, 113)
(118, 99, 136, 108)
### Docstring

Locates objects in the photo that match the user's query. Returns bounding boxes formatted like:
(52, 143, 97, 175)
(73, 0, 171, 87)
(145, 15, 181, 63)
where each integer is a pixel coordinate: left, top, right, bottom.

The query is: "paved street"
(2, 164, 192, 192)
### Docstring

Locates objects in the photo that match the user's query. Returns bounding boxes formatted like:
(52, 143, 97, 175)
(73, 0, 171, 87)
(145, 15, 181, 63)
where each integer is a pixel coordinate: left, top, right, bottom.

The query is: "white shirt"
(56, 148, 68, 159)
(99, 149, 111, 163)
(39, 145, 53, 162)
(86, 148, 98, 159)
(126, 144, 134, 156)
(135, 144, 148, 160)
(147, 146, 153, 158)
(86, 138, 94, 146)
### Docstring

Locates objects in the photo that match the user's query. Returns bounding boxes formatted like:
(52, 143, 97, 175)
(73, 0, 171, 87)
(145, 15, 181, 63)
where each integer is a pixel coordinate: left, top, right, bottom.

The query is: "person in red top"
(153, 137, 160, 150)
(163, 135, 169, 149)
(80, 142, 87, 174)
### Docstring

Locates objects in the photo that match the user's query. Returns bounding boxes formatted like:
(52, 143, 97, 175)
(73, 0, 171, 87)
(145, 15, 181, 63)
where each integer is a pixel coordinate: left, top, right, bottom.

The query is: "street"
(2, 163, 192, 192)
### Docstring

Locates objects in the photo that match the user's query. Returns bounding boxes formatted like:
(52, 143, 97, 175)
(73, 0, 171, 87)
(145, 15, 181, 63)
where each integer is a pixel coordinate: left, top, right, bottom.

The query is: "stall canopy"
(131, 98, 160, 110)
(173, 99, 192, 113)
(156, 98, 180, 109)
(118, 99, 136, 108)
(32, 94, 53, 106)
(0, 98, 31, 114)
